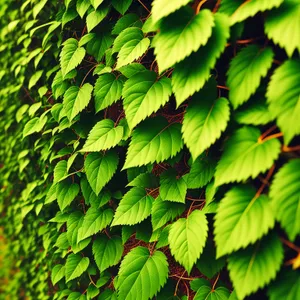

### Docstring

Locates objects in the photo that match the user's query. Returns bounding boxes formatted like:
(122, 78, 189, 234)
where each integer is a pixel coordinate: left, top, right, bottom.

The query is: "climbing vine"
(0, 0, 300, 299)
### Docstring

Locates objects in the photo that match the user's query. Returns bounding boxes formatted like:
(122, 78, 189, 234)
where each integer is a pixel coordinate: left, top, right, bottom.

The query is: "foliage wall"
(0, 0, 300, 299)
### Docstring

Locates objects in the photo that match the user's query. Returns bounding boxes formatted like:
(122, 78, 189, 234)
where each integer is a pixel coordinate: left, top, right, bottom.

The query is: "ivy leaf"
(169, 210, 208, 274)
(116, 247, 168, 300)
(94, 73, 124, 112)
(267, 59, 300, 144)
(215, 127, 281, 186)
(77, 207, 114, 242)
(112, 0, 133, 15)
(81, 119, 123, 152)
(265, 0, 300, 57)
(151, 196, 185, 231)
(214, 185, 275, 258)
(122, 71, 171, 129)
(227, 45, 274, 108)
(151, 0, 192, 22)
(228, 233, 284, 299)
(90, 0, 104, 10)
(184, 156, 216, 189)
(182, 79, 230, 160)
(116, 38, 150, 69)
(172, 13, 230, 106)
(86, 7, 109, 32)
(127, 173, 158, 188)
(270, 159, 300, 241)
(65, 254, 90, 282)
(87, 33, 114, 62)
(51, 264, 65, 285)
(268, 269, 300, 300)
(57, 181, 80, 211)
(112, 187, 154, 226)
(60, 38, 85, 78)
(160, 169, 187, 203)
(153, 7, 214, 72)
(112, 13, 142, 35)
(53, 160, 68, 183)
(124, 117, 182, 169)
(85, 150, 119, 195)
(196, 239, 226, 279)
(194, 286, 230, 300)
(112, 27, 143, 53)
(235, 99, 274, 126)
(93, 235, 124, 272)
(230, 0, 283, 25)
(76, 0, 91, 18)
(63, 83, 93, 121)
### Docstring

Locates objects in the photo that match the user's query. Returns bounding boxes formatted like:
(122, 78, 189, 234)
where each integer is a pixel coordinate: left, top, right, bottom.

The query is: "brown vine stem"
(186, 196, 205, 202)
(282, 145, 300, 152)
(169, 274, 199, 281)
(212, 273, 220, 291)
(187, 200, 196, 216)
(254, 164, 275, 198)
(259, 125, 277, 141)
(213, 0, 221, 13)
(226, 37, 264, 47)
(262, 132, 283, 142)
(196, 0, 207, 14)
(80, 64, 97, 87)
(217, 85, 229, 90)
(88, 273, 97, 287)
(183, 280, 190, 299)
(137, 0, 151, 13)
(174, 270, 186, 296)
(280, 237, 300, 253)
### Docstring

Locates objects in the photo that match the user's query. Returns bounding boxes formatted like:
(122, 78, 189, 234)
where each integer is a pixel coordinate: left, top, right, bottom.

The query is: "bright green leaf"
(65, 254, 90, 282)
(57, 181, 80, 211)
(112, 0, 133, 15)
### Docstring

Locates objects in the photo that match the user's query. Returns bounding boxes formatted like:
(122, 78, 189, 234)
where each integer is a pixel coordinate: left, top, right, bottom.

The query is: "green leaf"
(214, 185, 275, 257)
(76, 0, 91, 18)
(172, 13, 230, 106)
(151, 196, 185, 231)
(270, 159, 300, 241)
(112, 187, 154, 226)
(60, 38, 85, 78)
(151, 0, 192, 22)
(116, 247, 168, 300)
(230, 0, 283, 25)
(57, 181, 80, 211)
(196, 239, 226, 279)
(122, 71, 172, 129)
(268, 269, 300, 300)
(182, 80, 230, 160)
(184, 156, 216, 189)
(87, 33, 114, 62)
(227, 45, 274, 108)
(112, 13, 142, 35)
(90, 0, 104, 10)
(116, 37, 150, 69)
(215, 127, 281, 186)
(265, 0, 300, 57)
(85, 150, 119, 195)
(77, 207, 113, 242)
(28, 70, 43, 90)
(235, 99, 274, 125)
(112, 27, 143, 53)
(93, 235, 124, 272)
(194, 286, 230, 300)
(81, 119, 123, 152)
(78, 33, 95, 47)
(87, 285, 100, 299)
(228, 233, 284, 299)
(267, 59, 300, 144)
(65, 254, 90, 282)
(23, 115, 47, 138)
(153, 7, 214, 72)
(51, 264, 65, 285)
(86, 7, 109, 32)
(94, 73, 124, 112)
(127, 173, 158, 188)
(112, 0, 133, 14)
(160, 169, 187, 203)
(123, 117, 183, 169)
(169, 210, 208, 274)
(53, 160, 68, 183)
(63, 83, 93, 121)
(118, 63, 146, 78)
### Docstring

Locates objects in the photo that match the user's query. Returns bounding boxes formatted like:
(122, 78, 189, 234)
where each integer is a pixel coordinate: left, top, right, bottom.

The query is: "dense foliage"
(0, 0, 300, 299)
